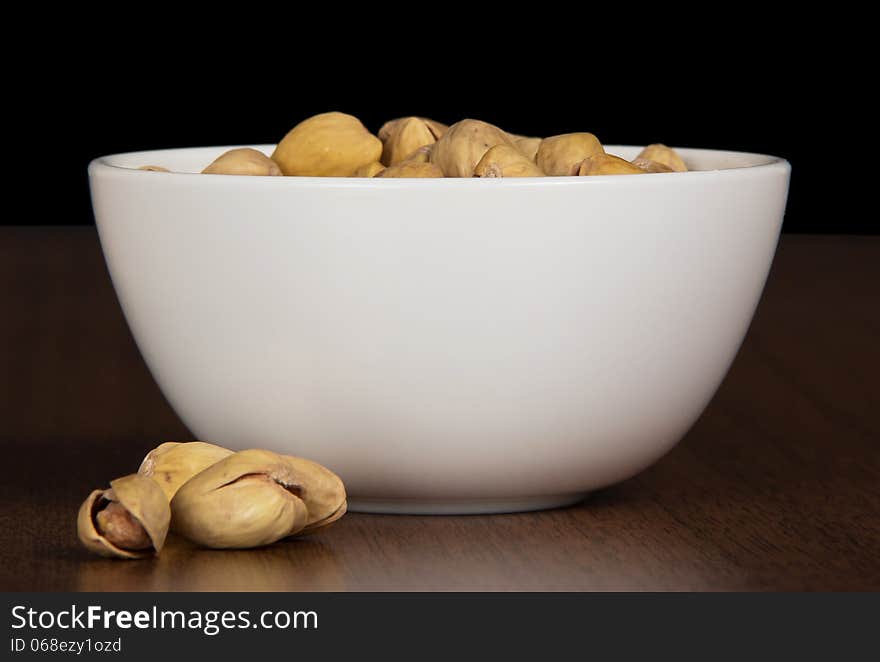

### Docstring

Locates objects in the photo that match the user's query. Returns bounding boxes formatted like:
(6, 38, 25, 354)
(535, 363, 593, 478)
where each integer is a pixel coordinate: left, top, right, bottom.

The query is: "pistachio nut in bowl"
(89, 144, 790, 514)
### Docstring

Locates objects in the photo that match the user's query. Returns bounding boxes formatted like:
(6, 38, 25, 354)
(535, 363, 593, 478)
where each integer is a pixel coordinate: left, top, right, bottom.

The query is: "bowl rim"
(89, 144, 790, 186)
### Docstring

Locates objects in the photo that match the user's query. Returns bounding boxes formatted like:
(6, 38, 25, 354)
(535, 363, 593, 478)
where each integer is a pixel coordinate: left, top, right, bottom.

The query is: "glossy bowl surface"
(89, 145, 790, 513)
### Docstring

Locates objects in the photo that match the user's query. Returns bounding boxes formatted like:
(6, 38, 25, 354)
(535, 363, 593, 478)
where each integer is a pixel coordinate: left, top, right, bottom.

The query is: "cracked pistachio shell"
(272, 112, 382, 177)
(282, 455, 347, 534)
(202, 148, 282, 176)
(512, 136, 542, 162)
(138, 441, 234, 501)
(77, 474, 170, 559)
(380, 117, 440, 166)
(430, 119, 515, 177)
(170, 449, 309, 549)
(632, 157, 674, 173)
(374, 161, 444, 178)
(636, 144, 687, 172)
(577, 153, 645, 176)
(378, 116, 447, 143)
(536, 133, 605, 176)
(474, 144, 545, 178)
(353, 161, 386, 177)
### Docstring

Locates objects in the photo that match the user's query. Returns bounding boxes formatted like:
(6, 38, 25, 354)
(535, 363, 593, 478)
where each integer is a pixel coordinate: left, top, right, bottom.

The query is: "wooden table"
(1, 228, 877, 591)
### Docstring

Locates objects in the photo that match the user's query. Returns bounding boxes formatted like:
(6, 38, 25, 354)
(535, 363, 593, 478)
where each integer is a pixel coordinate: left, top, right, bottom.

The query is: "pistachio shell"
(401, 144, 433, 164)
(353, 161, 386, 177)
(282, 455, 347, 534)
(202, 148, 282, 176)
(631, 157, 674, 173)
(380, 117, 439, 166)
(170, 449, 309, 549)
(636, 144, 687, 172)
(536, 133, 605, 176)
(474, 144, 545, 178)
(374, 161, 444, 178)
(138, 441, 234, 500)
(77, 474, 170, 559)
(378, 116, 447, 143)
(272, 112, 382, 177)
(577, 153, 645, 176)
(512, 136, 542, 162)
(430, 119, 515, 177)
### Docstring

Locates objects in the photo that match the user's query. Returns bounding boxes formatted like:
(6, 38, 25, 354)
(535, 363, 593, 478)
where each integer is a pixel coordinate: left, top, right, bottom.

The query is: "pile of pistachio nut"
(140, 112, 688, 178)
(77, 442, 346, 559)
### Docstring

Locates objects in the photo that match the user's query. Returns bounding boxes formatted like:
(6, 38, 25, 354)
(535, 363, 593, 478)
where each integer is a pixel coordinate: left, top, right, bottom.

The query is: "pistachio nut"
(170, 449, 310, 549)
(380, 117, 440, 166)
(272, 112, 382, 177)
(430, 119, 515, 177)
(374, 161, 444, 178)
(77, 474, 170, 559)
(513, 136, 542, 162)
(474, 144, 545, 178)
(631, 157, 674, 173)
(378, 116, 447, 143)
(202, 148, 282, 176)
(138, 165, 169, 172)
(138, 441, 234, 501)
(577, 153, 645, 176)
(353, 161, 386, 177)
(282, 455, 347, 534)
(636, 143, 687, 172)
(536, 133, 605, 176)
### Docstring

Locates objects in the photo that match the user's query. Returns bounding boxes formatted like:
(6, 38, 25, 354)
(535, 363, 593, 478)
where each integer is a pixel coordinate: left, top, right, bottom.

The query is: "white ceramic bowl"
(89, 145, 790, 514)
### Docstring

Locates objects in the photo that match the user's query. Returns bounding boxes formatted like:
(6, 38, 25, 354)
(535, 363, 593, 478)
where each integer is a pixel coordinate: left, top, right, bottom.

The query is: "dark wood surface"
(1, 228, 878, 591)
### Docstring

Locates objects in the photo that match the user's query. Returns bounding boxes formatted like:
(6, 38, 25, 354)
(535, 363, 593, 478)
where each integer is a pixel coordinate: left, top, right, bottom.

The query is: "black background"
(7, 18, 864, 234)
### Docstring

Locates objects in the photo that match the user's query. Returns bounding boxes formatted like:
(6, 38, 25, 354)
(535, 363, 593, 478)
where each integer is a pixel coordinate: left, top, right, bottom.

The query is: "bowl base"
(347, 492, 589, 515)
